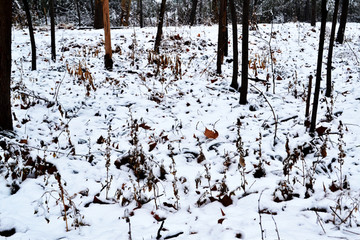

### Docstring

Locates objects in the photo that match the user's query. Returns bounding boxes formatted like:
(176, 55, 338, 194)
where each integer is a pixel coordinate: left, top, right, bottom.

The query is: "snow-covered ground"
(1, 22, 360, 239)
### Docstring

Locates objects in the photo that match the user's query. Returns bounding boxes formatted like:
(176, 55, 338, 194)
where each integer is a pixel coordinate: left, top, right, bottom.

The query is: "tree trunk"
(50, 0, 56, 62)
(240, 0, 249, 105)
(311, 0, 316, 26)
(90, 0, 95, 17)
(336, 0, 349, 44)
(94, 0, 104, 29)
(325, 0, 340, 97)
(229, 0, 238, 90)
(154, 0, 166, 54)
(75, 0, 81, 26)
(120, 0, 131, 26)
(103, 0, 113, 70)
(22, 0, 37, 71)
(310, 0, 327, 133)
(139, 0, 144, 28)
(216, 0, 226, 74)
(189, 0, 198, 26)
(0, 0, 13, 131)
(211, 0, 219, 24)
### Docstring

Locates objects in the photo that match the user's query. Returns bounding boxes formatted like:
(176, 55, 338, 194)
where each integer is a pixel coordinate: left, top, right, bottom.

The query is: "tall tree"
(0, 0, 14, 131)
(50, 0, 56, 62)
(325, 0, 340, 97)
(75, 0, 81, 26)
(229, 0, 238, 90)
(22, 0, 37, 71)
(154, 0, 166, 53)
(120, 0, 131, 26)
(336, 0, 349, 44)
(189, 0, 198, 26)
(94, 0, 104, 29)
(240, 0, 249, 105)
(216, 0, 227, 74)
(311, 0, 316, 26)
(139, 0, 144, 28)
(103, 0, 113, 70)
(310, 0, 327, 133)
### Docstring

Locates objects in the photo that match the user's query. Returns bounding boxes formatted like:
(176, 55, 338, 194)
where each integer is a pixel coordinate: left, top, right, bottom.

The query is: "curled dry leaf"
(204, 128, 219, 139)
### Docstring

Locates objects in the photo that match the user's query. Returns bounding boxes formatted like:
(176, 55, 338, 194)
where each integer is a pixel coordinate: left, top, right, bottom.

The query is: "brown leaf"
(220, 208, 226, 216)
(239, 156, 246, 167)
(219, 195, 233, 207)
(19, 139, 28, 144)
(139, 123, 151, 130)
(149, 142, 157, 152)
(316, 126, 328, 136)
(204, 128, 219, 139)
(218, 218, 226, 224)
(276, 75, 283, 80)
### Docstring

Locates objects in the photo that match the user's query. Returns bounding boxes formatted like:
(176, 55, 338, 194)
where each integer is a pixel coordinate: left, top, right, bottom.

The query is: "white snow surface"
(1, 22, 360, 239)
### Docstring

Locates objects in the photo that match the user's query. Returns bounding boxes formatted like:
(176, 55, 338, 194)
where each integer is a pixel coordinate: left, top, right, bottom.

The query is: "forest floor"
(1, 22, 360, 240)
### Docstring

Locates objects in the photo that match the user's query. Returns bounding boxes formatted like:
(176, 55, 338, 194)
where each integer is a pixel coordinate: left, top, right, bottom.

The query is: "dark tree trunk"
(305, 0, 310, 22)
(310, 0, 327, 133)
(0, 0, 13, 131)
(75, 0, 81, 26)
(139, 0, 144, 28)
(311, 0, 316, 26)
(94, 0, 104, 29)
(154, 0, 166, 53)
(22, 0, 37, 71)
(90, 0, 95, 17)
(224, 11, 228, 57)
(325, 0, 340, 97)
(240, 0, 249, 105)
(229, 0, 238, 90)
(211, 0, 219, 24)
(336, 0, 349, 44)
(216, 0, 226, 74)
(103, 0, 113, 70)
(50, 0, 56, 62)
(189, 0, 198, 26)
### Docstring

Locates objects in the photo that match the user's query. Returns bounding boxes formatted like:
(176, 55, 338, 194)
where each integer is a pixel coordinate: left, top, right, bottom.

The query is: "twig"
(258, 190, 265, 240)
(250, 83, 278, 145)
(314, 210, 326, 235)
(345, 39, 359, 65)
(271, 215, 281, 240)
(55, 173, 69, 232)
(164, 232, 184, 239)
(156, 220, 165, 240)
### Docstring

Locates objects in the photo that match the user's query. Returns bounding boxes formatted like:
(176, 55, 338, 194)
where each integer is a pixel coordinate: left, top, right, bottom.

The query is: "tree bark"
(0, 0, 14, 130)
(189, 0, 198, 26)
(310, 0, 327, 133)
(311, 0, 316, 26)
(94, 0, 104, 29)
(75, 0, 81, 26)
(50, 0, 56, 62)
(154, 0, 166, 54)
(336, 0, 349, 44)
(22, 0, 37, 71)
(325, 0, 340, 97)
(103, 0, 113, 70)
(139, 0, 144, 28)
(120, 0, 131, 26)
(240, 0, 249, 105)
(216, 0, 226, 74)
(229, 0, 238, 90)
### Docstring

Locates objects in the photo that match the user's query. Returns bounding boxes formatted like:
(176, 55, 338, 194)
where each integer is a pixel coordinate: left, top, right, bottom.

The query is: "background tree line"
(12, 0, 360, 28)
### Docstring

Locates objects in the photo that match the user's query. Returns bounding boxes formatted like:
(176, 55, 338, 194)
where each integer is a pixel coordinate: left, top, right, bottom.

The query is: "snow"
(1, 22, 360, 239)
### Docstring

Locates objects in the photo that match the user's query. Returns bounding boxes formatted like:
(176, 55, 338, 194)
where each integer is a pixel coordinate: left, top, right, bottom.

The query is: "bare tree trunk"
(75, 0, 81, 26)
(50, 0, 56, 62)
(189, 0, 198, 26)
(240, 0, 249, 105)
(120, 0, 132, 26)
(22, 0, 37, 71)
(216, 0, 226, 74)
(336, 0, 349, 44)
(310, 0, 327, 133)
(154, 0, 166, 53)
(325, 0, 340, 97)
(0, 0, 13, 130)
(229, 0, 238, 90)
(90, 0, 95, 17)
(139, 0, 144, 28)
(311, 0, 316, 26)
(94, 0, 104, 29)
(211, 0, 219, 24)
(103, 0, 113, 70)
